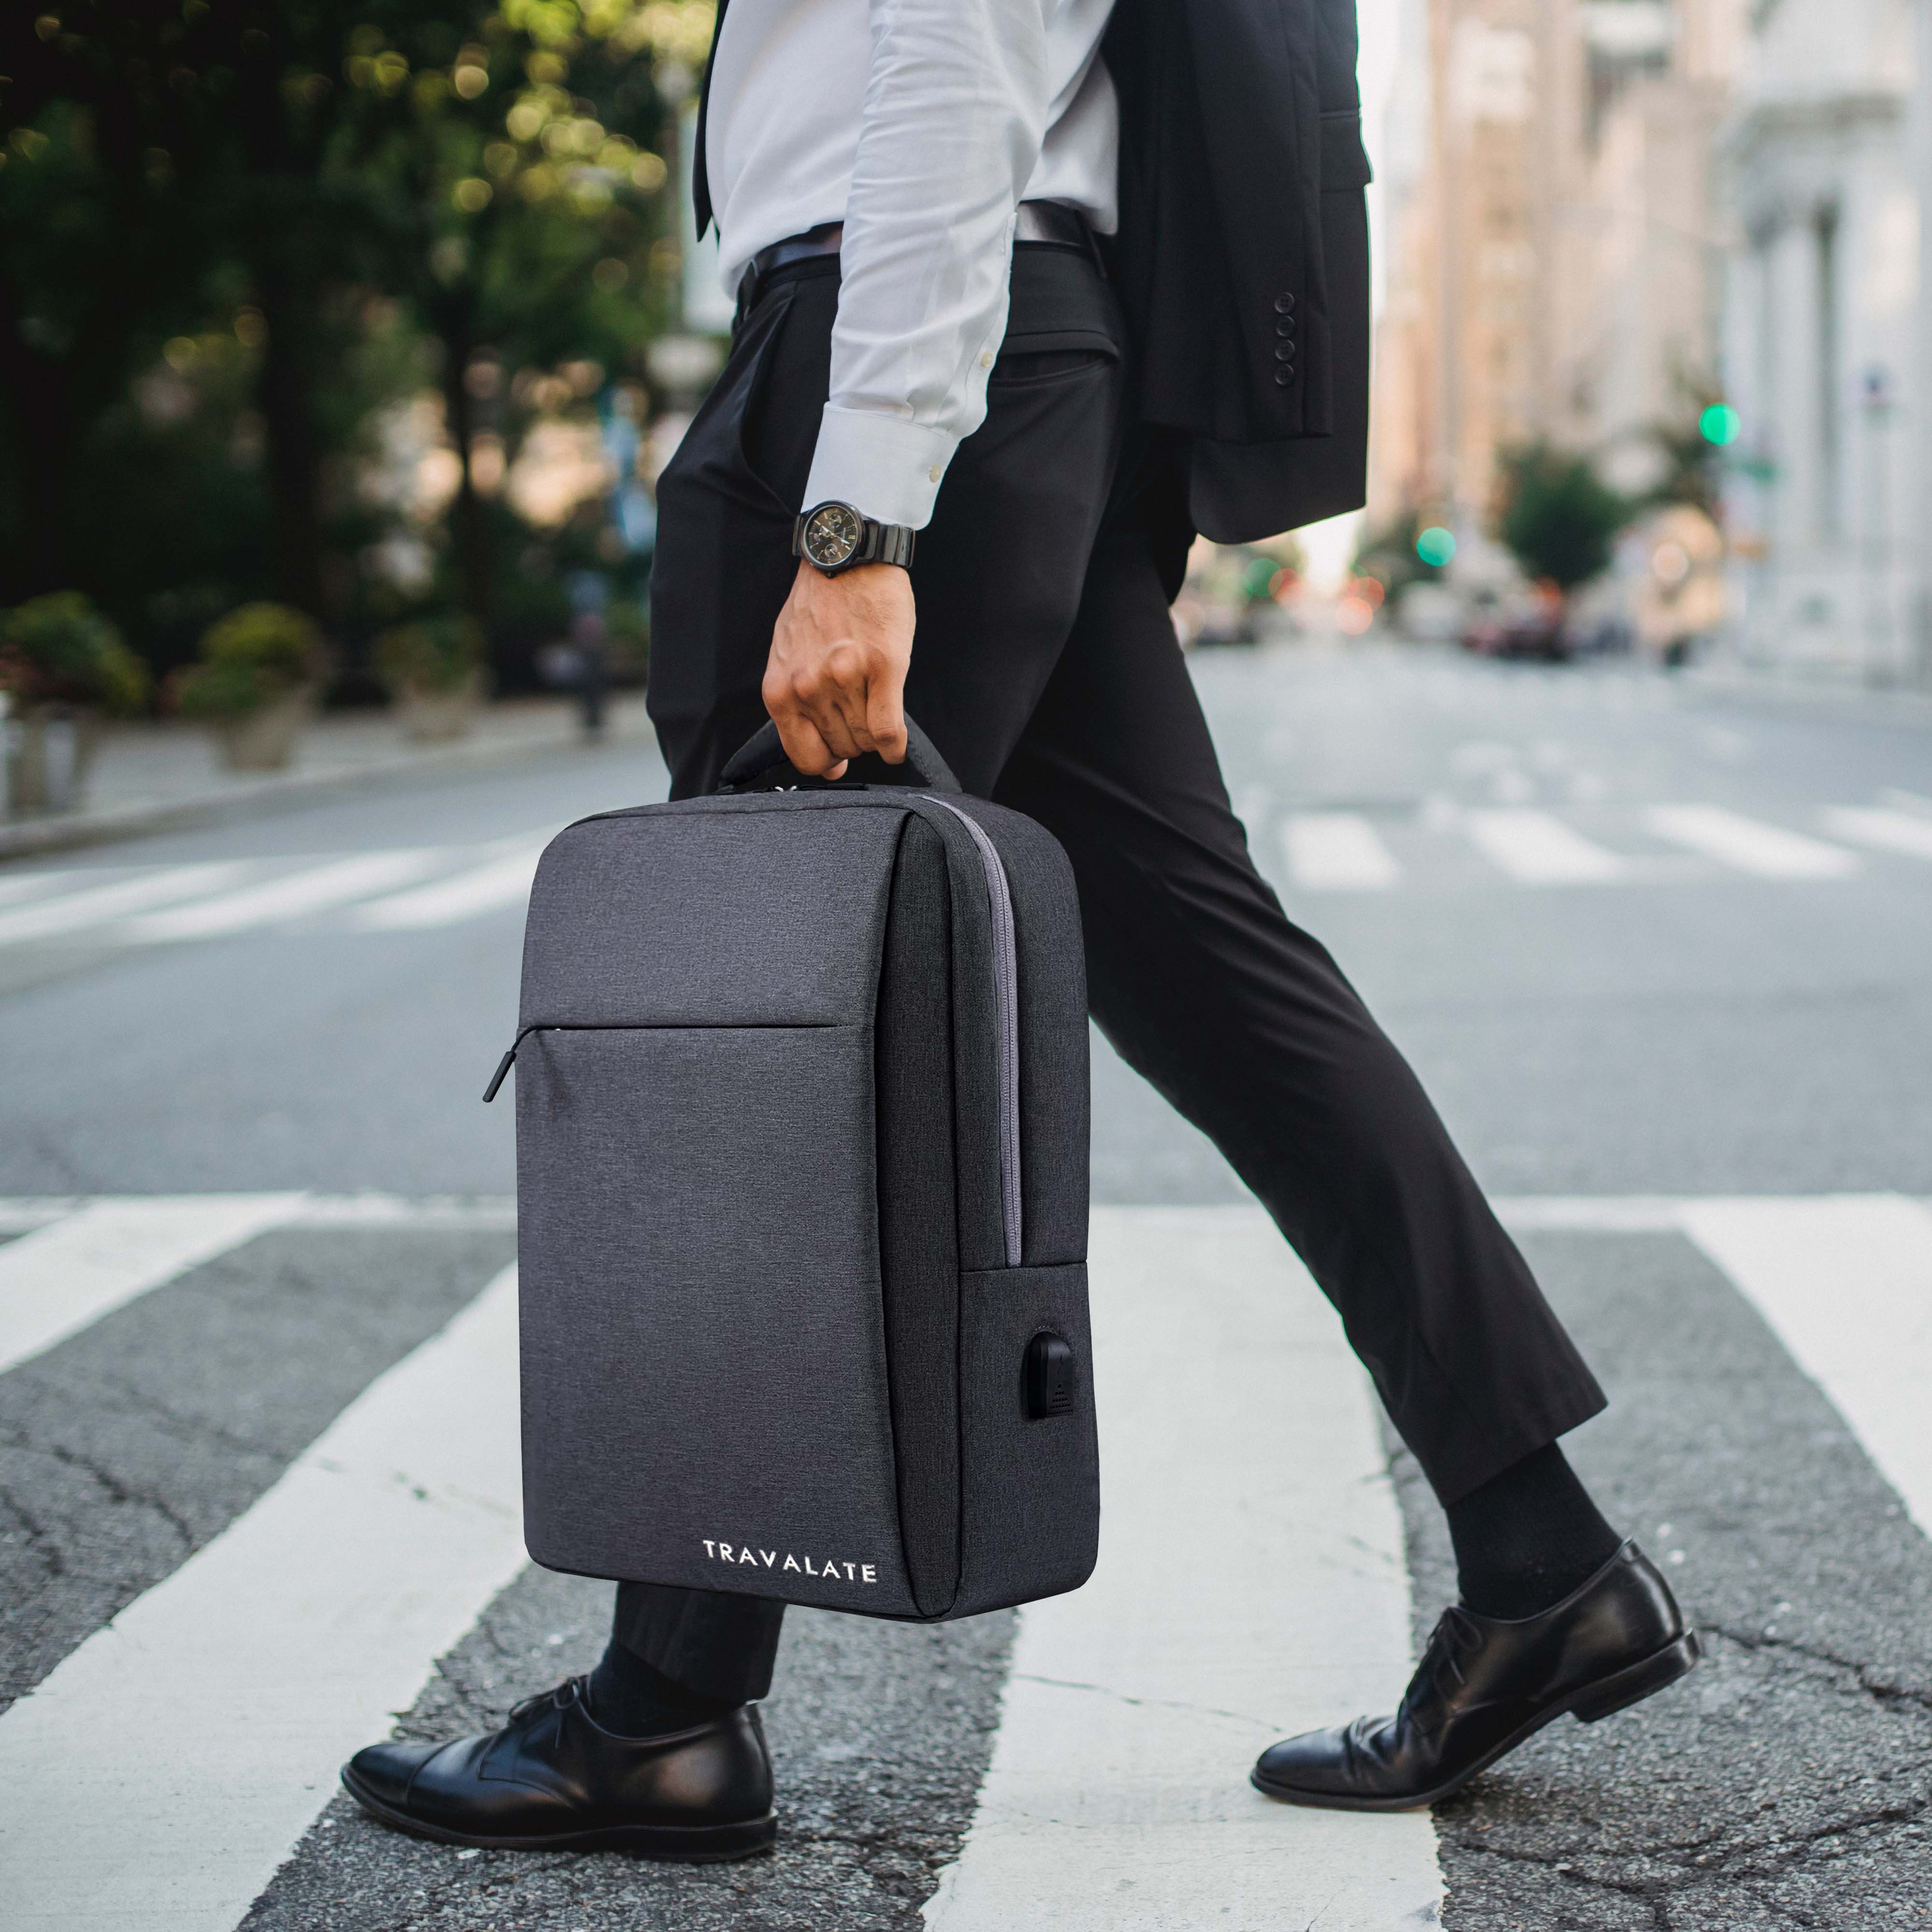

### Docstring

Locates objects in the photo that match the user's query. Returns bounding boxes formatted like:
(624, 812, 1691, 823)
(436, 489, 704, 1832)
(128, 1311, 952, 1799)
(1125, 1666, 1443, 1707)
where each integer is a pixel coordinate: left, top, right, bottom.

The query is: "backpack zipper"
(923, 797, 1023, 1267)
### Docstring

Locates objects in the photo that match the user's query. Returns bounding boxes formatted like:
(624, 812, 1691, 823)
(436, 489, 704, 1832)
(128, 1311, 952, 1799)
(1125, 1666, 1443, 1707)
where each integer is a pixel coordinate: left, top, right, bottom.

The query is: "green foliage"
(200, 602, 328, 678)
(1495, 445, 1631, 592)
(172, 659, 295, 720)
(0, 592, 150, 713)
(1, 0, 703, 685)
(373, 612, 485, 692)
(175, 602, 325, 716)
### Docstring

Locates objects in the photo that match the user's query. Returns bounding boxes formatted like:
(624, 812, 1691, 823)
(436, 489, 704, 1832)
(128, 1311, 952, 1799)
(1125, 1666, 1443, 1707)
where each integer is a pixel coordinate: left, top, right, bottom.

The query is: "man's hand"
(763, 561, 914, 779)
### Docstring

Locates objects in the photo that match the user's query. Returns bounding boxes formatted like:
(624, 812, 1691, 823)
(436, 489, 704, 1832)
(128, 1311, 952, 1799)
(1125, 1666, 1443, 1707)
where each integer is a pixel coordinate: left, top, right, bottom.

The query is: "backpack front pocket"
(515, 1022, 916, 1615)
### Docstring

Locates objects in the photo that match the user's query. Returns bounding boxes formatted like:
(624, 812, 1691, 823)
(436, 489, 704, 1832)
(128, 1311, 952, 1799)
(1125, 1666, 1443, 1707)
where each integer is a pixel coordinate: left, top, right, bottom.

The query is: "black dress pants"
(627, 244, 1607, 1704)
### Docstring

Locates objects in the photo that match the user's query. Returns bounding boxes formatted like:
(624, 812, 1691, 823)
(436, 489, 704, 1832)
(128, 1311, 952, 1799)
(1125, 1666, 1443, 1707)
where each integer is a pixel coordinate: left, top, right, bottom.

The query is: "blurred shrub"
(175, 603, 327, 718)
(1496, 444, 1631, 592)
(0, 592, 150, 714)
(373, 613, 487, 694)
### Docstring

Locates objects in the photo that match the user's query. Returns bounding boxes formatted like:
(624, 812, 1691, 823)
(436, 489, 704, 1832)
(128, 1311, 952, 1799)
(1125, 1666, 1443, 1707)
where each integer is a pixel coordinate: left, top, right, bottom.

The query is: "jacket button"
(1276, 316, 1295, 337)
(1275, 292, 1295, 314)
(1274, 367, 1294, 386)
(1275, 341, 1295, 361)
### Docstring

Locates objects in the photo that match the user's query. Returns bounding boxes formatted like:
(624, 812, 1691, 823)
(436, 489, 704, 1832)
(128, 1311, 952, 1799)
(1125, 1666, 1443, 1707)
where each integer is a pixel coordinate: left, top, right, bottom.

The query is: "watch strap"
(861, 520, 917, 569)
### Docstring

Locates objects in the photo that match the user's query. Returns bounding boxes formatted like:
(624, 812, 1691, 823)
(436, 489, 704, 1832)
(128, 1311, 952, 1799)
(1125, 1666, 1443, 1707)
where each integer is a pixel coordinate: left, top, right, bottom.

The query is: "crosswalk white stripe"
(1645, 805, 1860, 878)
(0, 1193, 519, 1233)
(0, 1195, 309, 1377)
(1465, 809, 1627, 883)
(1823, 806, 1932, 860)
(0, 1264, 525, 1932)
(1680, 1196, 1932, 1542)
(1281, 812, 1402, 891)
(923, 1206, 1439, 1932)
(0, 862, 256, 947)
(1494, 1196, 1693, 1232)
(350, 844, 543, 930)
(122, 850, 449, 941)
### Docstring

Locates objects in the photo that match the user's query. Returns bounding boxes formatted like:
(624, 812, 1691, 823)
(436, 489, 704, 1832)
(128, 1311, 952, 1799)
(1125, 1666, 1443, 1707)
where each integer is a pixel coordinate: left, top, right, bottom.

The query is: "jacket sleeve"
(1107, 0, 1370, 449)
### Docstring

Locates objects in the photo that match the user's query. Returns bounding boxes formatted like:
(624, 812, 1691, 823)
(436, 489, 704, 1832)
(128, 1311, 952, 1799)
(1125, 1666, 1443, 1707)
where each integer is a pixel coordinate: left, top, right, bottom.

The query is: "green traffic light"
(1699, 404, 1740, 446)
(1416, 526, 1456, 568)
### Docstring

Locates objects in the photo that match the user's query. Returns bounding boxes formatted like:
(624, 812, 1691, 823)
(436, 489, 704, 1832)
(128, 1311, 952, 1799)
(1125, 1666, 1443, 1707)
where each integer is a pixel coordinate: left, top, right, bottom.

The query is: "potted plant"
(175, 603, 327, 771)
(371, 613, 488, 743)
(0, 593, 149, 815)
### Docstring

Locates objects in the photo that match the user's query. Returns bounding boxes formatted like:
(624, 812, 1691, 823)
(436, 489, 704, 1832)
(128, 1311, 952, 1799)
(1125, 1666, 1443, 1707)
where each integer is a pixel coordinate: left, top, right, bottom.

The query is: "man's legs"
(625, 275, 1623, 1715)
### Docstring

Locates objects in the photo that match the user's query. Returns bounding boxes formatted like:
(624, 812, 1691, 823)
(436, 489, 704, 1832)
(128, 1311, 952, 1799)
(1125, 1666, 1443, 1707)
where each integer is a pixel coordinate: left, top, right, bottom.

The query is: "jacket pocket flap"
(1321, 112, 1373, 190)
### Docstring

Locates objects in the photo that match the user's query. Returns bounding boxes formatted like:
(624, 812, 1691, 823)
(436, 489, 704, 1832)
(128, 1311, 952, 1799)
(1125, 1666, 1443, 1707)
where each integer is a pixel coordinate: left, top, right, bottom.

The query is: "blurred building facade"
(1372, 0, 1742, 536)
(1718, 0, 1919, 678)
(1372, 0, 1932, 684)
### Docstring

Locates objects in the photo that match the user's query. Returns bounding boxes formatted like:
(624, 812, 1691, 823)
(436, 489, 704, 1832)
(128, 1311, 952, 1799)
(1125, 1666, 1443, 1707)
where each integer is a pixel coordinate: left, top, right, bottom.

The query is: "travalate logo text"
(703, 1540, 877, 1584)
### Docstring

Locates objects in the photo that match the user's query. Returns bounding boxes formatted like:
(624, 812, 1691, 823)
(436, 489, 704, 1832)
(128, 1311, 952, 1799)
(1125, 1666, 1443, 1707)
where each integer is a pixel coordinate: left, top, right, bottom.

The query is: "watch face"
(803, 502, 864, 568)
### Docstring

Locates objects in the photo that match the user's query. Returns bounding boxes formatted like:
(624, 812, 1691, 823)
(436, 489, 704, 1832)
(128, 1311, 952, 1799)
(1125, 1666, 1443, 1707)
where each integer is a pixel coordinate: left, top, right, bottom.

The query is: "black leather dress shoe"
(1252, 1541, 1699, 1812)
(341, 1676, 776, 1860)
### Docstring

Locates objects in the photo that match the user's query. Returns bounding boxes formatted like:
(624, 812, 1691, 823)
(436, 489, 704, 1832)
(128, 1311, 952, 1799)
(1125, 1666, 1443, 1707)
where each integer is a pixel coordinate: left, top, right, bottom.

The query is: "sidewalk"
(1679, 651, 1932, 726)
(0, 694, 655, 860)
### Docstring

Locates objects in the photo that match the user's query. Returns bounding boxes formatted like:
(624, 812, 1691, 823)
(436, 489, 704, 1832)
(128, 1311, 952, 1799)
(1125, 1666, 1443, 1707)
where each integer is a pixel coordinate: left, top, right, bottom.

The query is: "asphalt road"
(3, 640, 1931, 1929)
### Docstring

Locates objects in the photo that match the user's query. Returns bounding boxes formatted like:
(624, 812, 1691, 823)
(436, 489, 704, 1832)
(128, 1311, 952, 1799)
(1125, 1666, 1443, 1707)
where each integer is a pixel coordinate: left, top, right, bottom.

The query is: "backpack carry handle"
(719, 713, 963, 794)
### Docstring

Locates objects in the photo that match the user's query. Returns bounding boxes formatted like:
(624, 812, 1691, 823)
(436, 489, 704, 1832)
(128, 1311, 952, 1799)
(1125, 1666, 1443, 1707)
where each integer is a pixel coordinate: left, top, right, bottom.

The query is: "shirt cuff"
(801, 406, 959, 530)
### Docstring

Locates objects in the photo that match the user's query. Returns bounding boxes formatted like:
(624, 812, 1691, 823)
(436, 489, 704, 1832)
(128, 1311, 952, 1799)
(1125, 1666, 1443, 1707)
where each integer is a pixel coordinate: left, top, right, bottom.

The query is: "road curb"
(0, 716, 653, 863)
(1681, 664, 1932, 728)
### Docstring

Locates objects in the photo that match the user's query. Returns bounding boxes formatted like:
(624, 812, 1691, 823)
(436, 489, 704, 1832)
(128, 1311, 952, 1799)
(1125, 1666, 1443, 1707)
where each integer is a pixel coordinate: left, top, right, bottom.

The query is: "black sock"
(1446, 1443, 1623, 1620)
(584, 1640, 738, 1738)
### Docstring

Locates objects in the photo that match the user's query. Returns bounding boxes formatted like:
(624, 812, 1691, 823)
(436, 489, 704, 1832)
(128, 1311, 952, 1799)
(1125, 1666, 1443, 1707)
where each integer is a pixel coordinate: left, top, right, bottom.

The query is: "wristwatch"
(792, 501, 917, 576)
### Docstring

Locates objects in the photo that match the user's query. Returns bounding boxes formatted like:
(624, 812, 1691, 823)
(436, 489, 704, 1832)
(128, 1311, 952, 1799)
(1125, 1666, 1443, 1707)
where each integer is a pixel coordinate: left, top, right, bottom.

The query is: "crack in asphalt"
(1709, 1620, 1932, 1717)
(78, 1366, 292, 1463)
(0, 1424, 202, 1554)
(0, 1477, 67, 1577)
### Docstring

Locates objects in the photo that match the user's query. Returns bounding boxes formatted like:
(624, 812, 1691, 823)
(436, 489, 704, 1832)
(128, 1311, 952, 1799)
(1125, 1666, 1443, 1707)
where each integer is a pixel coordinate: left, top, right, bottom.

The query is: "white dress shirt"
(705, 0, 1119, 529)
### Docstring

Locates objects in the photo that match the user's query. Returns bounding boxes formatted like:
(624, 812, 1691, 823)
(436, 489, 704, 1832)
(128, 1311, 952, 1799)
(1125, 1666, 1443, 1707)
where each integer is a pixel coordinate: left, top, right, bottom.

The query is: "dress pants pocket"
(658, 279, 802, 522)
(647, 280, 817, 774)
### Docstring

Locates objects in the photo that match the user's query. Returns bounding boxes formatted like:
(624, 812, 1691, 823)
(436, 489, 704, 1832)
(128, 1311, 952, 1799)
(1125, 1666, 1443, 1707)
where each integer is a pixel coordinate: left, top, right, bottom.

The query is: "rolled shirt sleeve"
(799, 0, 1052, 529)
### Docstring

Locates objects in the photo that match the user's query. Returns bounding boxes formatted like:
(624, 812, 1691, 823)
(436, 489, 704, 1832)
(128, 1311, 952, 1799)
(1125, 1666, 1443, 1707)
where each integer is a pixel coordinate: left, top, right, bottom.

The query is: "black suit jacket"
(1104, 0, 1372, 542)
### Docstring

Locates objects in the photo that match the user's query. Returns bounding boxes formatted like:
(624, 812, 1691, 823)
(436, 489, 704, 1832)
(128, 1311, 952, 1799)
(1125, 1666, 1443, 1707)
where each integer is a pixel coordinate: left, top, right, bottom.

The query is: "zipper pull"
(483, 1044, 518, 1104)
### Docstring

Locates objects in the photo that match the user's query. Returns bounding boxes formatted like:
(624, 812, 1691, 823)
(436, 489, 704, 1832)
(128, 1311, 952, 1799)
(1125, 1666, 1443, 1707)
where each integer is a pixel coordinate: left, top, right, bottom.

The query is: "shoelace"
(1399, 1605, 1482, 1720)
(509, 1675, 588, 1726)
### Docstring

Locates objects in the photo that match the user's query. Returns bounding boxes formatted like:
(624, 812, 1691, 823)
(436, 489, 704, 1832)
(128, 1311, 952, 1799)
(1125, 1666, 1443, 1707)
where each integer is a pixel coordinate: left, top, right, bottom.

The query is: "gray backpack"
(490, 720, 1099, 1621)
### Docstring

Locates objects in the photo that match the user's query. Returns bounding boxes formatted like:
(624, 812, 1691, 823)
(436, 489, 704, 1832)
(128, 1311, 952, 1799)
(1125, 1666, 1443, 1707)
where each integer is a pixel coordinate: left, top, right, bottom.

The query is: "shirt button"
(929, 465, 942, 482)
(1275, 292, 1295, 314)
(980, 351, 994, 368)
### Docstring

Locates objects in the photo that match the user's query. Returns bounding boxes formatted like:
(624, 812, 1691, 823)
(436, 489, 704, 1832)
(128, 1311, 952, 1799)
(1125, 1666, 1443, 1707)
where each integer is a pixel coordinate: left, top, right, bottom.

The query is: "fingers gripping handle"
(717, 715, 962, 794)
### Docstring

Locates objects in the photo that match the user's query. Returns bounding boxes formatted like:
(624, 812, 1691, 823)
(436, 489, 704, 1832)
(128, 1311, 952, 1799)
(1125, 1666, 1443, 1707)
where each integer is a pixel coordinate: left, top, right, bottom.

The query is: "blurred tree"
(1640, 366, 1727, 520)
(0, 17, 210, 605)
(1495, 443, 1630, 593)
(334, 0, 703, 634)
(0, 0, 707, 676)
